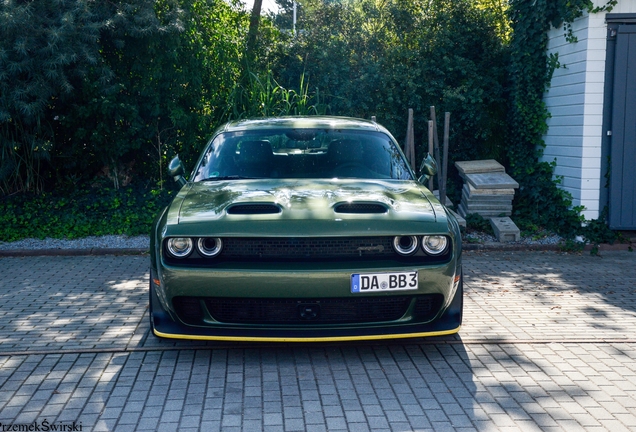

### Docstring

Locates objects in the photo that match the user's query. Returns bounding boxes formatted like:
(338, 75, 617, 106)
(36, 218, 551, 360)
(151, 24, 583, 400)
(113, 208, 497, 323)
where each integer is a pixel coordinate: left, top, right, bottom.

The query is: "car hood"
(163, 179, 450, 237)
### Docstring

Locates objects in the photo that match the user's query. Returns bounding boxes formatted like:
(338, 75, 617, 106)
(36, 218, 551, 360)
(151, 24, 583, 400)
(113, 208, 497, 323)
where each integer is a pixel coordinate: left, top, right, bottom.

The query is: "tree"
(271, 0, 509, 169)
(246, 0, 264, 68)
(1, 0, 247, 192)
(0, 0, 104, 193)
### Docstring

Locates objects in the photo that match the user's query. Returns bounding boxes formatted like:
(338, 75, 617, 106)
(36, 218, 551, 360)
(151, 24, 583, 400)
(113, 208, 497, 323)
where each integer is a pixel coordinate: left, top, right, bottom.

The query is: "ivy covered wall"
(543, 0, 636, 221)
(506, 0, 619, 237)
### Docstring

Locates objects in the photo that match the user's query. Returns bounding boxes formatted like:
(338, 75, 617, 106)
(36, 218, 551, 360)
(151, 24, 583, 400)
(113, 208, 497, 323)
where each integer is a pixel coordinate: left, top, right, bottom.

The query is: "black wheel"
(148, 278, 160, 338)
(451, 268, 464, 326)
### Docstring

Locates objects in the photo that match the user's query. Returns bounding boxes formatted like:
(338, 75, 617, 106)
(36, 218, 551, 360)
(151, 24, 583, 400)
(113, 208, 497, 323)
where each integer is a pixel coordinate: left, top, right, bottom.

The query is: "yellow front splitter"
(152, 326, 461, 343)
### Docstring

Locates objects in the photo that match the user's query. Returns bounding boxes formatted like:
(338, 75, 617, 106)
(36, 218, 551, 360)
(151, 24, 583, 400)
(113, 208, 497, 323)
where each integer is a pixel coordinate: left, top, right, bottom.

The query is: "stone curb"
(583, 242, 634, 251)
(463, 242, 561, 252)
(0, 248, 149, 257)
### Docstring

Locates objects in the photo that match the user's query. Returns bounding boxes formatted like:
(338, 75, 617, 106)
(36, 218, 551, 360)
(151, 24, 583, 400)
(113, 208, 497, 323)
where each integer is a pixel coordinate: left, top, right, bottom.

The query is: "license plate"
(351, 271, 418, 293)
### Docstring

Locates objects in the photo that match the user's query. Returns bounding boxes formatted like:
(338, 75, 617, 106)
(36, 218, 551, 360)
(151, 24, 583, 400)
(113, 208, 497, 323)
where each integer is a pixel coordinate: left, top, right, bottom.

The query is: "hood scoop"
(227, 203, 282, 215)
(334, 203, 388, 214)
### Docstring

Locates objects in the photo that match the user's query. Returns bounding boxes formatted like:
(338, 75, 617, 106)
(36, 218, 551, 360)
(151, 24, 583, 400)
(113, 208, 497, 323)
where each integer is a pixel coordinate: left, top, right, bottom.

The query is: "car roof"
(221, 116, 386, 133)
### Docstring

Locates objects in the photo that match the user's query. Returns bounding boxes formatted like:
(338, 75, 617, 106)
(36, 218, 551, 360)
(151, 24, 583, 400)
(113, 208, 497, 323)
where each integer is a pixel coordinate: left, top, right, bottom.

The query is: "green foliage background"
(273, 0, 509, 163)
(0, 0, 618, 241)
(0, 183, 176, 241)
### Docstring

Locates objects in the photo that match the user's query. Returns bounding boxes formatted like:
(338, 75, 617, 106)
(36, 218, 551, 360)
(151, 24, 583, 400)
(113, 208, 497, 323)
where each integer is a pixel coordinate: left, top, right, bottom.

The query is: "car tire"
(451, 268, 463, 326)
(148, 278, 160, 338)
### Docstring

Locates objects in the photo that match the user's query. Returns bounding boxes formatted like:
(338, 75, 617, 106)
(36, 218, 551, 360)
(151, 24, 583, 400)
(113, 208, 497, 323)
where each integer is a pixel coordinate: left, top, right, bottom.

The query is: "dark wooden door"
(609, 25, 636, 229)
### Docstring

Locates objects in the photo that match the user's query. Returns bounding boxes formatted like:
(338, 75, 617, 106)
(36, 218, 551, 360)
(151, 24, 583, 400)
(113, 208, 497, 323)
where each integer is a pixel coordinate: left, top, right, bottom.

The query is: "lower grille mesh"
(206, 296, 409, 324)
(172, 295, 444, 325)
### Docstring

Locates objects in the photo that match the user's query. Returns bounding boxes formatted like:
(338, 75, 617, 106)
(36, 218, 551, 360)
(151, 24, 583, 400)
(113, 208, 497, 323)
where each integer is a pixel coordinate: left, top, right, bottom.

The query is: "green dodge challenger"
(149, 116, 463, 341)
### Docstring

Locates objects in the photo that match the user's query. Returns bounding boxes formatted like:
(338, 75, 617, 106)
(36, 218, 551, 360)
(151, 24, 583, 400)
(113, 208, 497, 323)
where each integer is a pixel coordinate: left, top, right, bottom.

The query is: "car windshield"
(192, 129, 413, 181)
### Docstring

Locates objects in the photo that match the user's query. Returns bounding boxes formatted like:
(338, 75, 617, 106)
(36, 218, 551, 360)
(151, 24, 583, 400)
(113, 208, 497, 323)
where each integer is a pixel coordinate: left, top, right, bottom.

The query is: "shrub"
(0, 182, 176, 241)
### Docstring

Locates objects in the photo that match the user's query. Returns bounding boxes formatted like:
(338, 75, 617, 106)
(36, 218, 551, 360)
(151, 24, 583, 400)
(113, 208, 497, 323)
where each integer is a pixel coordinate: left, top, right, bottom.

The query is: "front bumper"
(149, 263, 462, 341)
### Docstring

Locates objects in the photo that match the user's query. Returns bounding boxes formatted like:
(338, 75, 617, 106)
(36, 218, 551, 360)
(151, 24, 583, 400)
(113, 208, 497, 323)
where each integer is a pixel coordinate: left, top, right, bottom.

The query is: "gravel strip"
(0, 235, 150, 250)
(464, 231, 564, 246)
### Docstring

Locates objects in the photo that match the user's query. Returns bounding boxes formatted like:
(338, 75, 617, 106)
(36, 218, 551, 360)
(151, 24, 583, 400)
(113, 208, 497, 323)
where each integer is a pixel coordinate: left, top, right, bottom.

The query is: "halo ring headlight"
(197, 237, 223, 258)
(421, 235, 449, 255)
(166, 237, 193, 258)
(393, 235, 418, 256)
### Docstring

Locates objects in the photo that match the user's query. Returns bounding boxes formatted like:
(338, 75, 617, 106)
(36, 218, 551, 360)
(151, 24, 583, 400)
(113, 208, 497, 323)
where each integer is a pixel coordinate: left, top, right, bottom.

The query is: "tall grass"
(226, 71, 327, 119)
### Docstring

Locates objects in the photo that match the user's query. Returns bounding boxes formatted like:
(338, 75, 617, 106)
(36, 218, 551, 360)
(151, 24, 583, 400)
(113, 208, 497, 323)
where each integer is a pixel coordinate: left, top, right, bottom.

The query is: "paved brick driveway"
(0, 251, 635, 431)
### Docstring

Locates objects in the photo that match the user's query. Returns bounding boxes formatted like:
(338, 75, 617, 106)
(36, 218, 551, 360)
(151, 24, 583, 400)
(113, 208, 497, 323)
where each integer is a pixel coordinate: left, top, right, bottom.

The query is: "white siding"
(542, 0, 636, 220)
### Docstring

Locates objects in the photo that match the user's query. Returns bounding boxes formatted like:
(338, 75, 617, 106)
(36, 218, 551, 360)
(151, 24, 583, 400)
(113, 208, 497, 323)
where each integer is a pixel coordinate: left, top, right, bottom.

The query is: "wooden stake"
(430, 107, 442, 194)
(406, 109, 415, 170)
(441, 112, 450, 206)
(428, 120, 434, 191)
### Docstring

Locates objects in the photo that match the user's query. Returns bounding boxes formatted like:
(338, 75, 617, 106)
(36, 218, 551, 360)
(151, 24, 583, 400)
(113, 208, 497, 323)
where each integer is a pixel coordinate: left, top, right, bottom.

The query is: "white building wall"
(543, 0, 636, 220)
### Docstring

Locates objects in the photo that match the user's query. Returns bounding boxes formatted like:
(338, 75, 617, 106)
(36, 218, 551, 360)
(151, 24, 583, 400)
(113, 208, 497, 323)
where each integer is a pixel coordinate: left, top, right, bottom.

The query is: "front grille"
(205, 296, 411, 324)
(221, 236, 395, 259)
(163, 236, 453, 265)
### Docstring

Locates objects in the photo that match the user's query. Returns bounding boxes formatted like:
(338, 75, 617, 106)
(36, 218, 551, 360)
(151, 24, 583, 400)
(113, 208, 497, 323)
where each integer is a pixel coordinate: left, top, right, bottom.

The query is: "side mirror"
(418, 153, 438, 183)
(168, 156, 187, 187)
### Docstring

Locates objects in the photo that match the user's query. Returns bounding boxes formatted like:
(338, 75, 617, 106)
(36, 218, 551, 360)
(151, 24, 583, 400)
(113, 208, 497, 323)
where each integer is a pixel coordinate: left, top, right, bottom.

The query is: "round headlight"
(421, 235, 449, 255)
(393, 235, 418, 256)
(197, 237, 223, 258)
(166, 237, 193, 258)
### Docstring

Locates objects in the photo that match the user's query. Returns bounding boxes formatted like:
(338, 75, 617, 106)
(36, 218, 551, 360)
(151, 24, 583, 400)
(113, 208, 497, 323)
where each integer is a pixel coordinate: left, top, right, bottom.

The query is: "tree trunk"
(245, 0, 263, 68)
